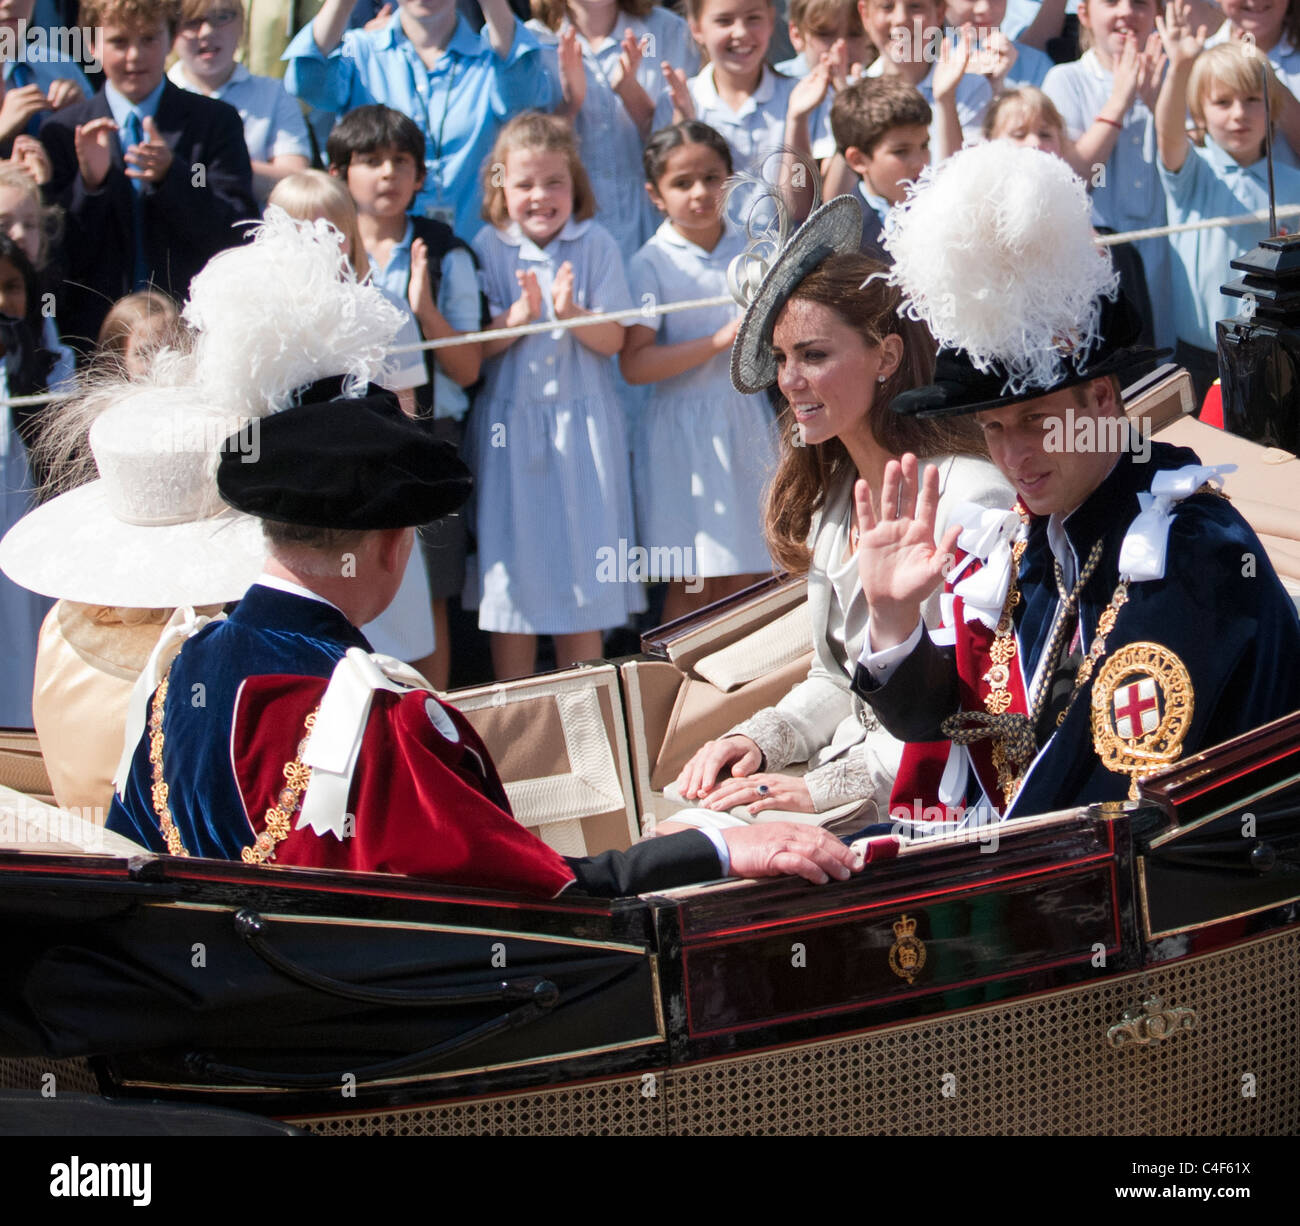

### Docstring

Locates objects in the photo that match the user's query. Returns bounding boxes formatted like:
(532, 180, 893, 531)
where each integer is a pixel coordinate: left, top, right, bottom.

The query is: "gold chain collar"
(148, 662, 319, 864)
(972, 534, 1131, 810)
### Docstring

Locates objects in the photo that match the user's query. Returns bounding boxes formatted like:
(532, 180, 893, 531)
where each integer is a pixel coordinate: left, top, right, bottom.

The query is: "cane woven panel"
(0, 1057, 100, 1094)
(294, 926, 1299, 1135)
(666, 925, 1300, 1136)
(294, 1071, 667, 1137)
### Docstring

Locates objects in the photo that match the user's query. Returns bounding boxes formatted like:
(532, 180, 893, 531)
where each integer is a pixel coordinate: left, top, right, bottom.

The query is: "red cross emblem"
(1113, 677, 1159, 740)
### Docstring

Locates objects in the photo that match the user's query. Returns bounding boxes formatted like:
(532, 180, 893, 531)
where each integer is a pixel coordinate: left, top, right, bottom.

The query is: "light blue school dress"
(530, 8, 699, 259)
(627, 221, 777, 579)
(466, 218, 642, 635)
(0, 378, 50, 727)
(1044, 51, 1175, 350)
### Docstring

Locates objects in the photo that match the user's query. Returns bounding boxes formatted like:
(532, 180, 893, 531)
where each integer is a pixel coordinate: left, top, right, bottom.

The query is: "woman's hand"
(675, 734, 762, 800)
(701, 772, 816, 815)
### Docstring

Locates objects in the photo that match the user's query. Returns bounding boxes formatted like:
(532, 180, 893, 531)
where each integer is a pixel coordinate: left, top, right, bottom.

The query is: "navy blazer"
(40, 80, 258, 350)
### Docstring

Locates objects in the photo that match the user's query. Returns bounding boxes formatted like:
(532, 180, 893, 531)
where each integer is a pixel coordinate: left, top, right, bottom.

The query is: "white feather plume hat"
(883, 142, 1163, 417)
(0, 211, 414, 607)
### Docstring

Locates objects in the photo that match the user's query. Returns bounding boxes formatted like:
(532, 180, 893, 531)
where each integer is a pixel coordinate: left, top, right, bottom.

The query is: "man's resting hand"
(722, 822, 856, 885)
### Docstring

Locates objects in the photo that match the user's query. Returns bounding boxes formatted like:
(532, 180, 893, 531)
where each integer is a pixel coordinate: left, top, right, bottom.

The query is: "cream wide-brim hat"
(0, 388, 266, 609)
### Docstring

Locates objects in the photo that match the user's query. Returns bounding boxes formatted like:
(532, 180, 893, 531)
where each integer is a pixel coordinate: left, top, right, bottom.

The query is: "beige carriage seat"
(621, 578, 817, 829)
(0, 781, 146, 856)
(1128, 365, 1300, 599)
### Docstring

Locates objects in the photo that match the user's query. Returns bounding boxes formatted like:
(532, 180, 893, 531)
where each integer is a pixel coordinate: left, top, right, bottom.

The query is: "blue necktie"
(6, 62, 39, 137)
(122, 109, 149, 291)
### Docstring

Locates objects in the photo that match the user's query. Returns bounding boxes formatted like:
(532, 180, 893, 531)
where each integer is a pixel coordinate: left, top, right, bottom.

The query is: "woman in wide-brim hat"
(660, 195, 1014, 835)
(0, 376, 267, 817)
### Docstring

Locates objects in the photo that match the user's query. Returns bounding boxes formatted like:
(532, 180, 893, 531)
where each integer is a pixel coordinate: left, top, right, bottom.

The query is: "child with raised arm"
(530, 0, 698, 257)
(1207, 0, 1300, 164)
(776, 0, 876, 164)
(468, 113, 640, 681)
(1155, 2, 1300, 401)
(656, 0, 829, 223)
(620, 122, 775, 622)
(1042, 0, 1173, 346)
(283, 0, 556, 238)
(858, 0, 992, 158)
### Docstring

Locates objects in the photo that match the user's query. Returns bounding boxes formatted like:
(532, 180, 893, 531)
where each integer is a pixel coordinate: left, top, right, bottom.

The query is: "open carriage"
(0, 367, 1297, 1136)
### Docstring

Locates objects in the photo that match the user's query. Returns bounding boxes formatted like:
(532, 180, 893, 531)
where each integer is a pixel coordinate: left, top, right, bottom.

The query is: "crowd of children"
(0, 0, 1292, 706)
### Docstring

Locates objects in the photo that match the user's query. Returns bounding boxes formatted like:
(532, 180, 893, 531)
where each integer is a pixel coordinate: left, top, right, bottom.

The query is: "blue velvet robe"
(108, 585, 371, 858)
(107, 584, 724, 894)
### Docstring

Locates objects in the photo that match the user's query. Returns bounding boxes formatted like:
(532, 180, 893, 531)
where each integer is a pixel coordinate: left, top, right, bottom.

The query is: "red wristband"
(1095, 115, 1123, 129)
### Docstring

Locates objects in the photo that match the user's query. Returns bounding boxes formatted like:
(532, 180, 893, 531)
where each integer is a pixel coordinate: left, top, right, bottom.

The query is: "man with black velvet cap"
(107, 219, 854, 897)
(848, 142, 1300, 822)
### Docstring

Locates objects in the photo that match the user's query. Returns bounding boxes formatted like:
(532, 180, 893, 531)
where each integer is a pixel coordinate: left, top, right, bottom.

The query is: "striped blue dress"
(465, 218, 642, 635)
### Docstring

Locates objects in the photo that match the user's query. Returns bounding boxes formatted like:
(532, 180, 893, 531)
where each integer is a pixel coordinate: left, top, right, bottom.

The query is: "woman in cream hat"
(0, 371, 267, 816)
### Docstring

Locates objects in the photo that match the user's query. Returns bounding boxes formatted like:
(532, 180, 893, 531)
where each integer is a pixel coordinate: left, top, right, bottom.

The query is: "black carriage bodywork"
(1, 710, 1298, 1135)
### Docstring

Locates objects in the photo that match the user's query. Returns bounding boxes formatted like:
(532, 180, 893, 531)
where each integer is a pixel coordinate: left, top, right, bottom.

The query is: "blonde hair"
(0, 164, 61, 270)
(96, 290, 182, 360)
(268, 170, 371, 280)
(982, 87, 1067, 143)
(1189, 43, 1287, 132)
(530, 0, 656, 29)
(481, 112, 597, 227)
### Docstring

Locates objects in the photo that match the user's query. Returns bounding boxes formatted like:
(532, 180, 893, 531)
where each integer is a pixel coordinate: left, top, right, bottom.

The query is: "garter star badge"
(1091, 642, 1194, 799)
(888, 914, 927, 984)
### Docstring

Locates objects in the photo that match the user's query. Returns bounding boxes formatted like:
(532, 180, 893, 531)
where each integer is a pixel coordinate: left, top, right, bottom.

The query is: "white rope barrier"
(5, 204, 1298, 407)
(1093, 202, 1300, 245)
(386, 294, 735, 355)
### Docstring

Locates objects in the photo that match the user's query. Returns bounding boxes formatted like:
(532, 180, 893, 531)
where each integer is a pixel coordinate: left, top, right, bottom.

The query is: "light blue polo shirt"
(367, 218, 481, 421)
(1044, 50, 1173, 348)
(1159, 135, 1300, 350)
(283, 12, 557, 238)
